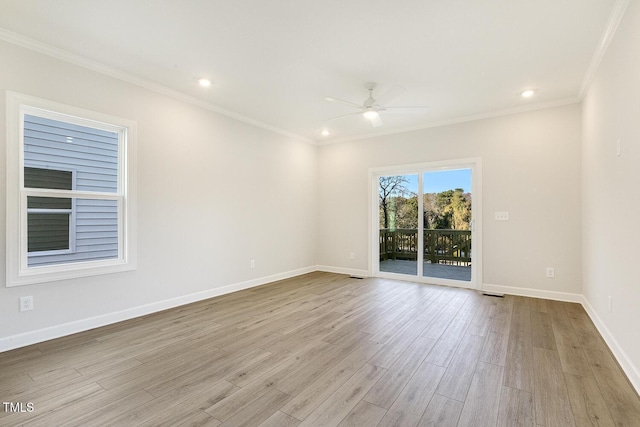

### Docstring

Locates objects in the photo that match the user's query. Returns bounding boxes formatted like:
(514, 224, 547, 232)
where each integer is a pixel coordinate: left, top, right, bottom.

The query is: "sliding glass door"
(373, 159, 480, 288)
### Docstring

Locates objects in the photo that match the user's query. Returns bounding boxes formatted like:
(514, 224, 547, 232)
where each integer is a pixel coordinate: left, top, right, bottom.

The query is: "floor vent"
(482, 292, 504, 298)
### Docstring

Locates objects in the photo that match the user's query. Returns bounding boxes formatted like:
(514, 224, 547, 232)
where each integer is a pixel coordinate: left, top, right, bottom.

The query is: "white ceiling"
(0, 0, 622, 143)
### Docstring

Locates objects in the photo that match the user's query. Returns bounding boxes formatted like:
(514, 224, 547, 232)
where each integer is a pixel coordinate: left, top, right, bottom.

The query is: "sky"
(400, 168, 471, 194)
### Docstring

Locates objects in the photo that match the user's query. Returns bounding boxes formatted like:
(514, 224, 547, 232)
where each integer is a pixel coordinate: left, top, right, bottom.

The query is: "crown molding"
(578, 0, 630, 99)
(0, 27, 315, 145)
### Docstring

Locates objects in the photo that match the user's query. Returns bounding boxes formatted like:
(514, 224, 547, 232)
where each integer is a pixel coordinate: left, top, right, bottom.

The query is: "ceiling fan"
(324, 82, 428, 128)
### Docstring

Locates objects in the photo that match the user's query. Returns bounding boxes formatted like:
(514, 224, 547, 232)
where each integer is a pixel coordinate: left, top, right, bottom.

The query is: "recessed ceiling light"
(321, 130, 330, 137)
(198, 78, 212, 87)
(521, 89, 535, 98)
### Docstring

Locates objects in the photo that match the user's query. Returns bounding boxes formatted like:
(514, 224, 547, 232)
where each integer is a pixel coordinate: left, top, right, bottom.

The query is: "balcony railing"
(380, 228, 471, 266)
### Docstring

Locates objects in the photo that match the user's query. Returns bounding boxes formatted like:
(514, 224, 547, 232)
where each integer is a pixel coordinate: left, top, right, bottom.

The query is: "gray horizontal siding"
(25, 115, 120, 267)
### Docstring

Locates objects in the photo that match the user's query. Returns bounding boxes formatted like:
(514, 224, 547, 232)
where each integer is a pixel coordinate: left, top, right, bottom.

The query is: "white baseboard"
(482, 282, 639, 394)
(579, 296, 640, 394)
(316, 265, 370, 278)
(481, 283, 583, 303)
(0, 266, 317, 353)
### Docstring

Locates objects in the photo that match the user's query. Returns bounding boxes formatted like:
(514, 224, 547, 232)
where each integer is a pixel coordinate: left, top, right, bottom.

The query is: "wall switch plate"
(616, 139, 621, 157)
(250, 259, 255, 269)
(20, 296, 33, 312)
(495, 211, 509, 221)
(546, 267, 555, 278)
(349, 252, 355, 260)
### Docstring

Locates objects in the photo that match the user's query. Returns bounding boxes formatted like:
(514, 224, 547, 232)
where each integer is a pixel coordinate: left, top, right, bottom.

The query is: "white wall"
(582, 0, 640, 388)
(0, 40, 318, 346)
(317, 104, 582, 296)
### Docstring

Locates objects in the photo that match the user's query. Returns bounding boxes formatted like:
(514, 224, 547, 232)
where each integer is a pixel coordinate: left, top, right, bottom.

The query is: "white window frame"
(25, 166, 78, 257)
(6, 91, 137, 287)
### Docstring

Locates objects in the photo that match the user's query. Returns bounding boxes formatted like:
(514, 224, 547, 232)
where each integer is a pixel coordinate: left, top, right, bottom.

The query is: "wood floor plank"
(556, 343, 592, 378)
(363, 336, 436, 409)
(424, 338, 459, 368)
(23, 389, 155, 427)
(532, 347, 576, 426)
(278, 331, 373, 396)
(496, 386, 534, 427)
(530, 311, 557, 350)
(435, 333, 485, 401)
(503, 296, 535, 393)
(258, 411, 301, 427)
(467, 297, 497, 337)
(204, 341, 336, 422)
(175, 411, 222, 427)
(564, 373, 615, 427)
(368, 318, 431, 368)
(139, 380, 238, 427)
(218, 388, 290, 427)
(489, 296, 513, 336)
(0, 382, 104, 426)
(547, 300, 579, 348)
(377, 361, 446, 427)
(337, 400, 387, 427)
(583, 348, 640, 427)
(417, 394, 463, 427)
(457, 362, 504, 426)
(297, 363, 386, 427)
(480, 331, 509, 366)
(280, 341, 383, 420)
(1, 272, 637, 427)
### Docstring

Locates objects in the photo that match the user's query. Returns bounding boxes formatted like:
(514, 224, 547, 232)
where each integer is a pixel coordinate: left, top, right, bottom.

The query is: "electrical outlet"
(546, 267, 555, 278)
(19, 296, 33, 312)
(349, 252, 355, 260)
(250, 259, 255, 269)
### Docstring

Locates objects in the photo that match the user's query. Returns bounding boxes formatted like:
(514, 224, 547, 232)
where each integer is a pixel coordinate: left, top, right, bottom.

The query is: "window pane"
(28, 213, 70, 252)
(24, 114, 118, 193)
(27, 195, 72, 210)
(24, 167, 72, 190)
(379, 174, 419, 276)
(28, 198, 119, 267)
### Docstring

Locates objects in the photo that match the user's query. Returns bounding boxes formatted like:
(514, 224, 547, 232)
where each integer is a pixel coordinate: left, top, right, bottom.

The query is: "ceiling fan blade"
(375, 85, 405, 105)
(324, 96, 362, 108)
(326, 111, 363, 122)
(368, 114, 383, 127)
(383, 106, 429, 112)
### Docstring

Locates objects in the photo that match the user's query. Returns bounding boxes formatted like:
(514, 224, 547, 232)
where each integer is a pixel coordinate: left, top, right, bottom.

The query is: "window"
(6, 92, 137, 286)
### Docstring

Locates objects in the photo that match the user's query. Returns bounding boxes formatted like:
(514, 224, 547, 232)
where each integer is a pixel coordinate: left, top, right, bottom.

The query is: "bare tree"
(379, 176, 413, 228)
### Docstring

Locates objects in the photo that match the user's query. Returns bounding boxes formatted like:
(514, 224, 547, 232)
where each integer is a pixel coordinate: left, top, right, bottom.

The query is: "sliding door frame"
(368, 157, 483, 290)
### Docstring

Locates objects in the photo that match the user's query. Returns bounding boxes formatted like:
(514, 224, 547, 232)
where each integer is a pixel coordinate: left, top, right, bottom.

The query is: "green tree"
(424, 188, 471, 230)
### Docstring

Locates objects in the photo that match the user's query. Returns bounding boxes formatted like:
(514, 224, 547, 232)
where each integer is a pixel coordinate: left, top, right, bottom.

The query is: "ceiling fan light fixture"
(363, 110, 379, 120)
(521, 89, 535, 98)
(198, 78, 212, 87)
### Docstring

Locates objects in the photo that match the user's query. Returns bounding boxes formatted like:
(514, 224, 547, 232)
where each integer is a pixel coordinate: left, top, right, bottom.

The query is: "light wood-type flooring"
(1, 272, 639, 426)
